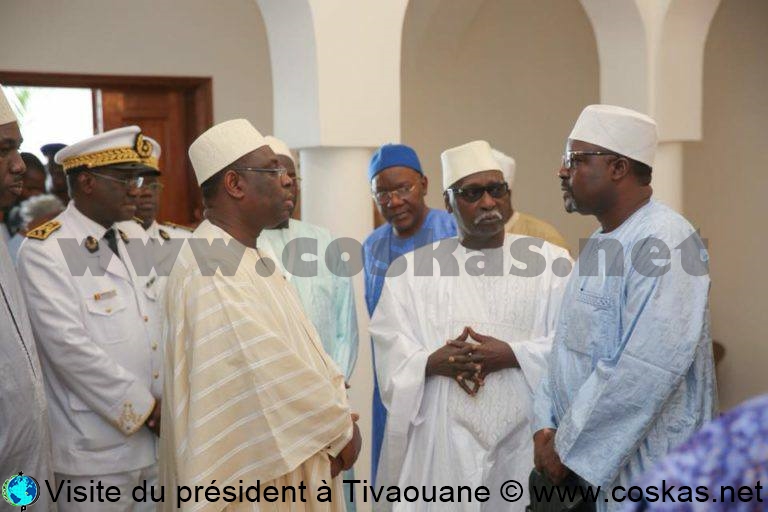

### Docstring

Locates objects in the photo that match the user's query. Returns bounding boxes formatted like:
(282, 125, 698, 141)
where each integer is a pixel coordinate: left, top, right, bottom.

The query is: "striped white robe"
(159, 220, 353, 512)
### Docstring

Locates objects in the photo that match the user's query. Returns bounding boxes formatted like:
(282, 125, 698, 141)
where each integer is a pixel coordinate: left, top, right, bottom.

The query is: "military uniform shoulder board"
(119, 229, 129, 243)
(26, 220, 62, 240)
(161, 221, 194, 232)
(158, 228, 171, 241)
(132, 216, 144, 226)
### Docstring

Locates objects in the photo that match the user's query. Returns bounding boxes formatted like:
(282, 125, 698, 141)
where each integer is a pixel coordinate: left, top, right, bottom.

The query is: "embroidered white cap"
(264, 135, 295, 166)
(569, 104, 658, 167)
(491, 148, 516, 187)
(189, 119, 268, 185)
(0, 85, 17, 125)
(441, 140, 501, 191)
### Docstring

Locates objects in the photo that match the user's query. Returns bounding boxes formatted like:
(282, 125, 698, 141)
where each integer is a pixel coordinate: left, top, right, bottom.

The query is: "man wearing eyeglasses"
(121, 144, 192, 294)
(132, 176, 193, 242)
(363, 143, 457, 484)
(16, 126, 163, 511)
(370, 140, 571, 511)
(532, 105, 715, 512)
(159, 120, 360, 511)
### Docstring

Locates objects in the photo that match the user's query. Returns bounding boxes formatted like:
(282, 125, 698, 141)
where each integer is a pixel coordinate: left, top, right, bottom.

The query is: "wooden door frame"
(0, 70, 213, 223)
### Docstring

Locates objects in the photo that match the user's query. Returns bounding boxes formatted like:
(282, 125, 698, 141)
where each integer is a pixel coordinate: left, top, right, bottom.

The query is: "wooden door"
(99, 86, 202, 225)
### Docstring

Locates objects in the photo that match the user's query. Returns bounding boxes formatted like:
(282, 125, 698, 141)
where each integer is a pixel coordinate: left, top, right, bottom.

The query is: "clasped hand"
(426, 326, 517, 396)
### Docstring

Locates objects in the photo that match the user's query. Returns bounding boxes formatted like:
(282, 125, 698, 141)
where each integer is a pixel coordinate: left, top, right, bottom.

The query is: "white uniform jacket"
(17, 203, 161, 475)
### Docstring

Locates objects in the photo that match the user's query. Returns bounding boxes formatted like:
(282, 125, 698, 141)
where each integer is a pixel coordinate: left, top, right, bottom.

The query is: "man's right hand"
(145, 399, 161, 437)
(426, 327, 479, 379)
(533, 428, 570, 484)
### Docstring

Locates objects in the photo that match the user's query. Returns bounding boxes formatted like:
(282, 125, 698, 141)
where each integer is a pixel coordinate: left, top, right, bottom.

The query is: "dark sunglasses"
(450, 182, 509, 202)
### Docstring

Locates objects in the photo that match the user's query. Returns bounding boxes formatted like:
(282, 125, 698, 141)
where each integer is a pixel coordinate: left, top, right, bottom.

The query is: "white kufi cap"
(264, 135, 295, 166)
(0, 85, 17, 125)
(569, 104, 658, 167)
(189, 119, 268, 185)
(491, 148, 516, 187)
(441, 140, 501, 191)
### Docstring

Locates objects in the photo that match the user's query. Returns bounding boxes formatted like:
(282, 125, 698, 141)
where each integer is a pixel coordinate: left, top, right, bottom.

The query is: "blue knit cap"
(368, 144, 423, 182)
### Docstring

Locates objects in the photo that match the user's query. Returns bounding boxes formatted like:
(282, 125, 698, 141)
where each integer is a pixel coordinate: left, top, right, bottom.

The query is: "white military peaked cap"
(55, 126, 161, 173)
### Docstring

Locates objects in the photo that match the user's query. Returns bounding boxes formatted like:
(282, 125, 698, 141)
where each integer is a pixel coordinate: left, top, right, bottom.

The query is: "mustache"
(473, 210, 503, 225)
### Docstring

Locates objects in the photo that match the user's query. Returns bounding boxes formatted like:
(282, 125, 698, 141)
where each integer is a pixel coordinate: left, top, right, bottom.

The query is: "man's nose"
(478, 190, 496, 208)
(387, 192, 405, 207)
(9, 151, 25, 175)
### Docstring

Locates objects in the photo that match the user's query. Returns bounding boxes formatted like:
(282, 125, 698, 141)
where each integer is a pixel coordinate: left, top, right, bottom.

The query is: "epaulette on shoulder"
(162, 221, 194, 232)
(26, 220, 62, 240)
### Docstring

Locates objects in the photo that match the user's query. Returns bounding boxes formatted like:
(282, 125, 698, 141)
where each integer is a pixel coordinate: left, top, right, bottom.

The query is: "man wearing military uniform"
(17, 126, 162, 512)
(123, 146, 192, 280)
(118, 137, 191, 400)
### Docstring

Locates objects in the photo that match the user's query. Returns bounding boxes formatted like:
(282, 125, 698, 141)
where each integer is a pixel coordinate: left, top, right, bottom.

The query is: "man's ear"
(611, 157, 631, 181)
(222, 170, 246, 199)
(443, 191, 453, 213)
(420, 175, 429, 196)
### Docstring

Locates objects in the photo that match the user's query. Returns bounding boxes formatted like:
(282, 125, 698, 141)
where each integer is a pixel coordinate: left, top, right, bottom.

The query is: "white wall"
(0, 0, 273, 129)
(684, 0, 768, 410)
(402, 0, 602, 251)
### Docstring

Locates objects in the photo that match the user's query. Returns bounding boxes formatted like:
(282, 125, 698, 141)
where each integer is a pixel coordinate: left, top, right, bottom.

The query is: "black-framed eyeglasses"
(230, 166, 289, 178)
(449, 182, 509, 203)
(372, 183, 417, 205)
(561, 151, 619, 171)
(87, 172, 145, 188)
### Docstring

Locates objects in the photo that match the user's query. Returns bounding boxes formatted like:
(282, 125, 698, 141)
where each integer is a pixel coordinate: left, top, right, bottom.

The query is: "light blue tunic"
(533, 200, 716, 511)
(261, 219, 360, 511)
(260, 219, 359, 378)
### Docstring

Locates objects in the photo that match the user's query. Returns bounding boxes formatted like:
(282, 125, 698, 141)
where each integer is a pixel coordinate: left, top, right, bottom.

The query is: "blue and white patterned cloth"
(624, 394, 768, 511)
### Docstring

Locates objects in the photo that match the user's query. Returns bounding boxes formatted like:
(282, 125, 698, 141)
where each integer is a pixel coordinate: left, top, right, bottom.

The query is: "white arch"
(580, 0, 650, 113)
(256, 0, 409, 148)
(655, 0, 721, 141)
(255, 0, 320, 147)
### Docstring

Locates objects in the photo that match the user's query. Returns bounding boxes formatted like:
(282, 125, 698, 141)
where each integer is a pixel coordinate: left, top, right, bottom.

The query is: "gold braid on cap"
(61, 132, 159, 172)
